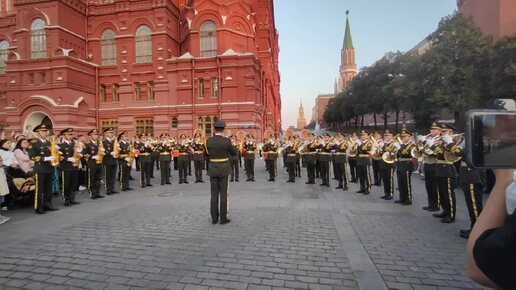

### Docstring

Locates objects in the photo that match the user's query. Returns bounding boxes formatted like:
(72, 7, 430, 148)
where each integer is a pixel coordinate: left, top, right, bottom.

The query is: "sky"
(274, 0, 458, 129)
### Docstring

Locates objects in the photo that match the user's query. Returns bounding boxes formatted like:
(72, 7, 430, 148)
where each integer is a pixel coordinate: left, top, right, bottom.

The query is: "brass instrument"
(72, 141, 82, 168)
(96, 140, 105, 164)
(113, 137, 120, 159)
(443, 133, 464, 163)
(381, 141, 399, 164)
(346, 137, 358, 157)
(50, 137, 62, 167)
(299, 129, 311, 140)
(127, 144, 136, 167)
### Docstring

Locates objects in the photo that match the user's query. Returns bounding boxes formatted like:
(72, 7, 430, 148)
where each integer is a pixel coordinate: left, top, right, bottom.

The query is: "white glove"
(442, 134, 453, 144)
(92, 156, 99, 160)
(417, 135, 425, 142)
(67, 157, 76, 163)
(125, 157, 131, 162)
(378, 141, 384, 147)
(110, 151, 116, 156)
(426, 138, 434, 147)
(393, 143, 401, 150)
(76, 148, 82, 153)
(44, 156, 56, 162)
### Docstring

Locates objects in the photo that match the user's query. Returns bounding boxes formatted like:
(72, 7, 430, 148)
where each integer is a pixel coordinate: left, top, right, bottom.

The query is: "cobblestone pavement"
(0, 162, 485, 290)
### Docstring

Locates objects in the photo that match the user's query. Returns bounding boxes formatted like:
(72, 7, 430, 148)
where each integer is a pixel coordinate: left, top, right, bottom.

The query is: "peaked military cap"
(430, 122, 441, 130)
(400, 129, 412, 137)
(179, 134, 187, 139)
(159, 133, 168, 138)
(88, 129, 100, 136)
(103, 127, 114, 133)
(59, 128, 74, 135)
(118, 131, 128, 139)
(33, 123, 51, 132)
(360, 129, 370, 135)
(440, 123, 451, 131)
(384, 129, 394, 135)
(213, 120, 226, 128)
(335, 133, 344, 138)
(247, 134, 254, 138)
(445, 124, 457, 132)
(322, 132, 331, 137)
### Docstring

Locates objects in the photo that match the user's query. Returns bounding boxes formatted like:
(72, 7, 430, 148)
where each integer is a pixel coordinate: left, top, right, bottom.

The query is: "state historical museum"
(0, 0, 281, 140)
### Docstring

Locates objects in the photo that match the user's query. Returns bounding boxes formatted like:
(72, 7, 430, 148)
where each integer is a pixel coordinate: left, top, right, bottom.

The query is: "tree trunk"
(395, 111, 400, 131)
(384, 113, 388, 129)
(373, 113, 377, 130)
(361, 115, 364, 128)
(354, 116, 358, 128)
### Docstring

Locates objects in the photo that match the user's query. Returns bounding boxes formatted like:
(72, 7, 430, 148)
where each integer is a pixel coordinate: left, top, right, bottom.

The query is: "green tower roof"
(343, 13, 353, 49)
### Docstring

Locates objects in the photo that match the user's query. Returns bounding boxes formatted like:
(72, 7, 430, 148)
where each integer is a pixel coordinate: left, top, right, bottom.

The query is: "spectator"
(0, 139, 18, 168)
(13, 138, 34, 174)
(467, 169, 516, 288)
(0, 155, 11, 224)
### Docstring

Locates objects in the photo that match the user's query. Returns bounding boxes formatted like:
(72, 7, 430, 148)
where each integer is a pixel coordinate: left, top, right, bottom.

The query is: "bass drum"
(263, 129, 275, 140)
(236, 131, 247, 143)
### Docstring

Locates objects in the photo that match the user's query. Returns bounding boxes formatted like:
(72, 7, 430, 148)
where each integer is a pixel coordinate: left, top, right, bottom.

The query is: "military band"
(333, 133, 349, 190)
(379, 130, 398, 200)
(118, 131, 133, 191)
(157, 133, 173, 185)
(395, 129, 415, 205)
(229, 136, 240, 182)
(356, 130, 373, 195)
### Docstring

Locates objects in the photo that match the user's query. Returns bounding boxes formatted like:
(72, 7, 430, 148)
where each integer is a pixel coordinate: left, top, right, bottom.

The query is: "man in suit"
(205, 120, 237, 225)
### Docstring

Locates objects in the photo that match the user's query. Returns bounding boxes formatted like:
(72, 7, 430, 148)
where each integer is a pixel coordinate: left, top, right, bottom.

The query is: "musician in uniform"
(177, 134, 191, 184)
(102, 127, 119, 195)
(432, 124, 458, 223)
(82, 129, 105, 199)
(395, 129, 415, 205)
(262, 136, 279, 181)
(356, 130, 373, 194)
(379, 129, 398, 200)
(284, 137, 297, 183)
(117, 131, 133, 191)
(151, 135, 160, 177)
(58, 128, 80, 206)
(192, 132, 205, 183)
(29, 123, 59, 214)
(135, 134, 153, 187)
(156, 133, 173, 185)
(229, 135, 240, 182)
(294, 136, 302, 178)
(371, 131, 383, 186)
(317, 133, 332, 187)
(333, 133, 349, 190)
(304, 134, 317, 184)
(243, 134, 257, 182)
(422, 122, 441, 212)
(348, 133, 358, 183)
(205, 120, 237, 224)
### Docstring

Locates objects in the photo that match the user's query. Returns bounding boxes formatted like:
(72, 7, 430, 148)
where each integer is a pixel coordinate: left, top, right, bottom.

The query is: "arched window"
(0, 40, 8, 73)
(135, 25, 152, 63)
(200, 21, 217, 57)
(31, 18, 46, 59)
(101, 29, 117, 65)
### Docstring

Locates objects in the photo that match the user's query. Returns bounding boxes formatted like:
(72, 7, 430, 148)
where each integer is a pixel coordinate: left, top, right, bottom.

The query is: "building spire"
(343, 10, 354, 50)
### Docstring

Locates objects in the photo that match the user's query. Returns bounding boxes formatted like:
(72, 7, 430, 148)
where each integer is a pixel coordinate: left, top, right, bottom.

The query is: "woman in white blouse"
(13, 139, 34, 174)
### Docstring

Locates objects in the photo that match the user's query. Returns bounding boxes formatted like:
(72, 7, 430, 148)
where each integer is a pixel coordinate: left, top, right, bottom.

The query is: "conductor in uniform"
(205, 120, 237, 225)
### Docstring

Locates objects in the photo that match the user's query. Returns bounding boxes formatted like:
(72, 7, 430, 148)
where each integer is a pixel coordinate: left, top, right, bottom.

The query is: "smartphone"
(466, 110, 516, 169)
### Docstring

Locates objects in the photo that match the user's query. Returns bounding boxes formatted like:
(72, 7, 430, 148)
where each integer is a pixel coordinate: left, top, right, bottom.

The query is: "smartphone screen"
(467, 110, 516, 168)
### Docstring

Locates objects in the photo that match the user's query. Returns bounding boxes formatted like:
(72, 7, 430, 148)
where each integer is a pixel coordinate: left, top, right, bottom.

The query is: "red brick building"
(458, 0, 516, 38)
(0, 0, 281, 140)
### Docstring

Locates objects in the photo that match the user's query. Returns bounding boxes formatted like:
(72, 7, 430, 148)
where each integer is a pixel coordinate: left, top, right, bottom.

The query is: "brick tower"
(297, 100, 307, 129)
(339, 10, 357, 92)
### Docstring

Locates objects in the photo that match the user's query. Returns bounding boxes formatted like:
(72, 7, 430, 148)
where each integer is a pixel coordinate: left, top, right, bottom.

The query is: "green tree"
(491, 34, 516, 100)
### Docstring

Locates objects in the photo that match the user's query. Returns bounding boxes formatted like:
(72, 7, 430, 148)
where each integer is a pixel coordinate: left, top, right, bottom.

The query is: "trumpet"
(50, 137, 62, 167)
(72, 142, 82, 168)
(113, 137, 120, 159)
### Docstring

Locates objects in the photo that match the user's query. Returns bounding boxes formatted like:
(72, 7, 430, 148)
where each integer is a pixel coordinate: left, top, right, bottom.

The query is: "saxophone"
(96, 140, 105, 164)
(72, 141, 82, 168)
(127, 144, 136, 166)
(50, 137, 62, 167)
(113, 137, 120, 159)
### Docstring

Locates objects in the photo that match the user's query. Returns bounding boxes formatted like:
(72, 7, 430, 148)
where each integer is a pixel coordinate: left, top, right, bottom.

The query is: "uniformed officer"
(379, 130, 398, 200)
(243, 134, 257, 182)
(151, 135, 160, 178)
(118, 131, 133, 191)
(294, 136, 302, 178)
(192, 133, 206, 183)
(28, 123, 59, 214)
(333, 133, 349, 190)
(371, 131, 383, 186)
(102, 128, 119, 195)
(457, 144, 483, 238)
(422, 122, 441, 212)
(317, 133, 332, 187)
(58, 128, 80, 206)
(395, 129, 415, 205)
(348, 133, 358, 183)
(135, 134, 153, 187)
(356, 130, 373, 194)
(432, 124, 458, 223)
(206, 120, 237, 224)
(177, 134, 191, 184)
(304, 134, 317, 184)
(284, 137, 297, 183)
(262, 137, 279, 181)
(82, 129, 105, 199)
(156, 133, 173, 185)
(229, 135, 240, 182)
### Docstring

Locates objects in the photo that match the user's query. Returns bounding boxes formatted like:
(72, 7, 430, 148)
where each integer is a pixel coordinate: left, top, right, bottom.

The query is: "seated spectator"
(13, 138, 34, 174)
(0, 155, 11, 224)
(0, 139, 18, 168)
(467, 169, 516, 288)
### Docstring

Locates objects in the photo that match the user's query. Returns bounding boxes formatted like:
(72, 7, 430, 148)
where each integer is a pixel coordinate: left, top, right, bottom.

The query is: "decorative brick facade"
(0, 0, 281, 140)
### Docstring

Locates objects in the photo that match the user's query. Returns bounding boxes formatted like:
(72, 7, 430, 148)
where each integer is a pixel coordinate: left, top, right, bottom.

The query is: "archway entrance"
(23, 112, 53, 135)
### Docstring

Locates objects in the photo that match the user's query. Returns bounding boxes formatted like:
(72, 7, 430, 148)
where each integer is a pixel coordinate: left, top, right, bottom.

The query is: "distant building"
(296, 101, 307, 129)
(312, 94, 335, 129)
(458, 0, 516, 38)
